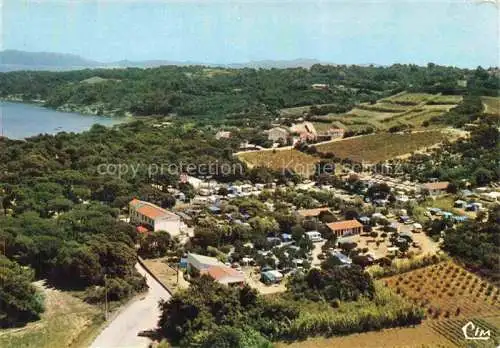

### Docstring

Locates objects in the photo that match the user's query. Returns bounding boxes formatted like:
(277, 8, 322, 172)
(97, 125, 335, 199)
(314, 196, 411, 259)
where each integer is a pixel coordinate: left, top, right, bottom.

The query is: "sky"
(2, 0, 499, 67)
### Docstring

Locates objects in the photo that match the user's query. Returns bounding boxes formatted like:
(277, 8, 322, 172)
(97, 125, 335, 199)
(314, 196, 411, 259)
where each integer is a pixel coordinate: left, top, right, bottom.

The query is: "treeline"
(389, 123, 499, 187)
(442, 206, 500, 284)
(1, 64, 495, 124)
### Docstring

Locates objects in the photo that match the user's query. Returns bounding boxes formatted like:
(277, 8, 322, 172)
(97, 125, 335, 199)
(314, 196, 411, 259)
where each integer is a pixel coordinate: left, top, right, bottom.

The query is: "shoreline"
(0, 98, 132, 119)
(0, 101, 136, 140)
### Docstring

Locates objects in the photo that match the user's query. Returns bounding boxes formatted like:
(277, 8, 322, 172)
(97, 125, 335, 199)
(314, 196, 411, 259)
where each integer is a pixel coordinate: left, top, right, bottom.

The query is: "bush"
(0, 256, 45, 328)
(280, 284, 423, 340)
(199, 326, 273, 348)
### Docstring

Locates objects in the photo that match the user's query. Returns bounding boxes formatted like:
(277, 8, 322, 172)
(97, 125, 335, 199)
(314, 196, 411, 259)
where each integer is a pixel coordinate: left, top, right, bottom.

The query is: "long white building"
(129, 199, 181, 237)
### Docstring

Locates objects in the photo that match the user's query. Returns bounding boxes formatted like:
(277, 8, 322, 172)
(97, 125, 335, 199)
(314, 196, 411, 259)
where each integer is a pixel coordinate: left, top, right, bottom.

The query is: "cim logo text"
(462, 321, 491, 340)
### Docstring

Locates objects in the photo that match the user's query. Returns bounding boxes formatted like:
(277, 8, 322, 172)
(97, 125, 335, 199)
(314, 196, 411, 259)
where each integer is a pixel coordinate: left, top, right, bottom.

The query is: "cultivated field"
(278, 317, 499, 348)
(385, 261, 500, 320)
(0, 282, 102, 348)
(482, 96, 500, 116)
(428, 317, 499, 347)
(311, 92, 461, 132)
(315, 131, 446, 163)
(238, 148, 320, 176)
(277, 323, 453, 348)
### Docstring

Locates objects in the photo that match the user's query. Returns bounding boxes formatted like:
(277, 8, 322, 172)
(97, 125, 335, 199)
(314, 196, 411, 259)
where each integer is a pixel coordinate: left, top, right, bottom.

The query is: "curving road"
(91, 263, 171, 348)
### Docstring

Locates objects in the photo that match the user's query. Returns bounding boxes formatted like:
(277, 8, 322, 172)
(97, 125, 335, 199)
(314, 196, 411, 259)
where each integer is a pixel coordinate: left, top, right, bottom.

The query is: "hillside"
(0, 50, 331, 72)
(2, 63, 494, 122)
(0, 50, 100, 72)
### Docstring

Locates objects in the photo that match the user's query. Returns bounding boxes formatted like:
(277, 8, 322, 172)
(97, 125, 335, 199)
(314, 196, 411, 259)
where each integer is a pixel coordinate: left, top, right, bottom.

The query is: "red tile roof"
(327, 219, 363, 231)
(130, 199, 178, 220)
(137, 205, 168, 219)
(203, 266, 244, 282)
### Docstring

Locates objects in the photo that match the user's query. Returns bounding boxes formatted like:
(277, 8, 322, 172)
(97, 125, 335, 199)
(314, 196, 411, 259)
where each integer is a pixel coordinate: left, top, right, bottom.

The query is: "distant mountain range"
(0, 50, 336, 72)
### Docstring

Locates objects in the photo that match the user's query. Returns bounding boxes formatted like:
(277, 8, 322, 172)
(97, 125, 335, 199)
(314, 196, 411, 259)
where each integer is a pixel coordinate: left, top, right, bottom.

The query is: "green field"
(0, 284, 103, 348)
(383, 92, 440, 105)
(309, 92, 461, 133)
(316, 131, 447, 163)
(482, 96, 500, 116)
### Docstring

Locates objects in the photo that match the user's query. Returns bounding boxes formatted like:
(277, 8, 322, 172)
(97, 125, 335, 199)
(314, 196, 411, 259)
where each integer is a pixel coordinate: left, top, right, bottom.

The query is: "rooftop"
(327, 219, 363, 230)
(130, 199, 179, 220)
(187, 253, 223, 267)
(203, 265, 244, 283)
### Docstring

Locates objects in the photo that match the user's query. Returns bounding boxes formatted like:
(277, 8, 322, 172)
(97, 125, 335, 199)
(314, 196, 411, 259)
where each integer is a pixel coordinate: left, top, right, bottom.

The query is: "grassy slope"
(481, 96, 500, 116)
(238, 148, 319, 176)
(0, 282, 103, 348)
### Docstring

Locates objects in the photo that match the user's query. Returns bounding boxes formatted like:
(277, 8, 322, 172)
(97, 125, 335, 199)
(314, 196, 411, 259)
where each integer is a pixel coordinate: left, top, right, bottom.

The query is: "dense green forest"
(442, 206, 500, 284)
(0, 120, 252, 327)
(1, 64, 497, 126)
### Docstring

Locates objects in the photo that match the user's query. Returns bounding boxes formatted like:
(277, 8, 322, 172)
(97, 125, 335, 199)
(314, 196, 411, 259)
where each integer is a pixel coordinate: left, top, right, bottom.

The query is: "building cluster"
(128, 165, 499, 293)
(266, 121, 345, 146)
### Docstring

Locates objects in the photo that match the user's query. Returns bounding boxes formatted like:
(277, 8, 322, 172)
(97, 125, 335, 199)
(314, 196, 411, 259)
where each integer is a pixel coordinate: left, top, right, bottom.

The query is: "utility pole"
(104, 274, 108, 321)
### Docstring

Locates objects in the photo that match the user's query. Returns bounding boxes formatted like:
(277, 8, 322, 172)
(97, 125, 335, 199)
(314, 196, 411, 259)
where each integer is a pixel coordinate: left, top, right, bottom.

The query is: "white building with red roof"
(129, 199, 181, 236)
(187, 253, 245, 286)
(326, 219, 363, 237)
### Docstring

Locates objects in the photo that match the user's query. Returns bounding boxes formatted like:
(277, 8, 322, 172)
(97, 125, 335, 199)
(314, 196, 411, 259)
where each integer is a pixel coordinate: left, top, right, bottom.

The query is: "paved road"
(91, 263, 171, 348)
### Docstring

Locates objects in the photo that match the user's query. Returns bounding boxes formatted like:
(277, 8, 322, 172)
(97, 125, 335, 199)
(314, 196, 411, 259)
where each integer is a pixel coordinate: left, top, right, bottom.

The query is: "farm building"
(129, 199, 181, 236)
(290, 122, 317, 141)
(422, 181, 449, 196)
(187, 253, 222, 272)
(326, 219, 363, 237)
(187, 253, 244, 286)
(267, 126, 290, 143)
(202, 266, 245, 287)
